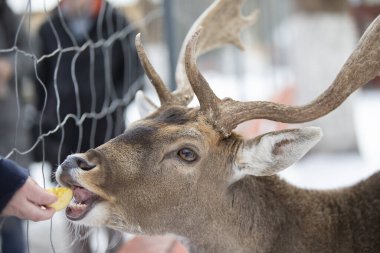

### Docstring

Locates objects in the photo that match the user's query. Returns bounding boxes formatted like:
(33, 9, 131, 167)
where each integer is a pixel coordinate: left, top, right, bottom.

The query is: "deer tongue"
(66, 186, 99, 220)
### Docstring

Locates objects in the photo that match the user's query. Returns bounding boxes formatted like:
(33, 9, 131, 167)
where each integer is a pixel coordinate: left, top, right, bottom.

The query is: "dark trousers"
(1, 217, 26, 253)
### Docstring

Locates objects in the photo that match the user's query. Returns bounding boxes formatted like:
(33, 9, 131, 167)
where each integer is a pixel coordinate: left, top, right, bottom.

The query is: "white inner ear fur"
(232, 127, 322, 181)
(136, 90, 158, 118)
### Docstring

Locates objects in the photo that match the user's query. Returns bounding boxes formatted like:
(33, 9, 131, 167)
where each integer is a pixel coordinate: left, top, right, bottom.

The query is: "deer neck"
(224, 173, 380, 253)
(178, 174, 366, 253)
(167, 176, 304, 253)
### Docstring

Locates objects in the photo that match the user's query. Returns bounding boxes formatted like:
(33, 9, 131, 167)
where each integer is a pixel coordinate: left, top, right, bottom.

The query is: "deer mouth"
(66, 185, 100, 221)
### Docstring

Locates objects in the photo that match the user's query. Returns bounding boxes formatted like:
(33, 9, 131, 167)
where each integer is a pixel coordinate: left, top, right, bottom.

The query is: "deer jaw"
(56, 106, 321, 236)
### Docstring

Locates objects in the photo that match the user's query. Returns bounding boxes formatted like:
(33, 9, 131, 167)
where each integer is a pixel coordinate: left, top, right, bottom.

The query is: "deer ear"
(234, 127, 322, 178)
(136, 90, 158, 118)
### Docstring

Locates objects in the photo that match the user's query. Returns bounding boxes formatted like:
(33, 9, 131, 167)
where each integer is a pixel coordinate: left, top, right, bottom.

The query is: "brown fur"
(57, 106, 380, 253)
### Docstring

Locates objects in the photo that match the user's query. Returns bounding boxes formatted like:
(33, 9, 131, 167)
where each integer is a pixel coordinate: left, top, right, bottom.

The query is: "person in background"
(32, 0, 144, 170)
(32, 0, 144, 252)
(0, 0, 36, 252)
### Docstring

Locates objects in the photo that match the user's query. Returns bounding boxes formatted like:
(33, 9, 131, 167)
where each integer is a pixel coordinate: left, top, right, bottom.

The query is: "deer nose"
(61, 156, 96, 171)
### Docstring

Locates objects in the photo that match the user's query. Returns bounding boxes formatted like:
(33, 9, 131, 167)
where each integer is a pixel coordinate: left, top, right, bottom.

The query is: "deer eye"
(178, 148, 197, 162)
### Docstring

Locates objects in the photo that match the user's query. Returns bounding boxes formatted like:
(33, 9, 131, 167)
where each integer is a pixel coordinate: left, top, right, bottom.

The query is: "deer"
(55, 0, 380, 252)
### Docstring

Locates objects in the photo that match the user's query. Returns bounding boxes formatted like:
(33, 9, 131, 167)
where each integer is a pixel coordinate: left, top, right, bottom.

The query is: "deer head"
(56, 0, 380, 251)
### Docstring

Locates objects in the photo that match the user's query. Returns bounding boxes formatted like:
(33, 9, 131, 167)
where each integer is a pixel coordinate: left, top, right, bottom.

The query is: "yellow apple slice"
(46, 187, 73, 211)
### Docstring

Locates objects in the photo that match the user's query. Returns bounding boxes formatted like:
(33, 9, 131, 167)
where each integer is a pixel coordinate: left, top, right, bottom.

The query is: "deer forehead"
(123, 107, 222, 148)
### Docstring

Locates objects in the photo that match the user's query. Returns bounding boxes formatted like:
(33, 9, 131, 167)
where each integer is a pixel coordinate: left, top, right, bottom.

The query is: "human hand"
(1, 178, 58, 221)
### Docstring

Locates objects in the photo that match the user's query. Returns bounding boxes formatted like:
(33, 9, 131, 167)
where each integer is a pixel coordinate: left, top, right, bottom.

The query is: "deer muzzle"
(56, 155, 102, 221)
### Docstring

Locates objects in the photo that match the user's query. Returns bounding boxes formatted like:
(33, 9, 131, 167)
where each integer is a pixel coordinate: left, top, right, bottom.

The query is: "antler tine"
(135, 0, 258, 108)
(175, 0, 259, 106)
(185, 28, 221, 115)
(135, 34, 173, 106)
(217, 15, 380, 136)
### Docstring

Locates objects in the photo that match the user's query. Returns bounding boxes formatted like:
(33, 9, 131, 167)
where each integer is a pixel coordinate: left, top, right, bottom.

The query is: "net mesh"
(0, 2, 163, 163)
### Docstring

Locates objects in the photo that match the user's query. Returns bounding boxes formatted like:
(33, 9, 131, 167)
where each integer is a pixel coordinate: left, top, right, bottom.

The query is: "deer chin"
(66, 185, 101, 221)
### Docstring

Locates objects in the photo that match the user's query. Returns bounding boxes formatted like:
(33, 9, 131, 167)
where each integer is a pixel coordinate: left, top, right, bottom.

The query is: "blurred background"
(1, 0, 380, 252)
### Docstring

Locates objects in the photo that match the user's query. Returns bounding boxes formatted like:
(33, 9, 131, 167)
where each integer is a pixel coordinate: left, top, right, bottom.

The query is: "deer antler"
(175, 0, 258, 104)
(185, 15, 380, 137)
(136, 34, 172, 105)
(136, 0, 258, 107)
